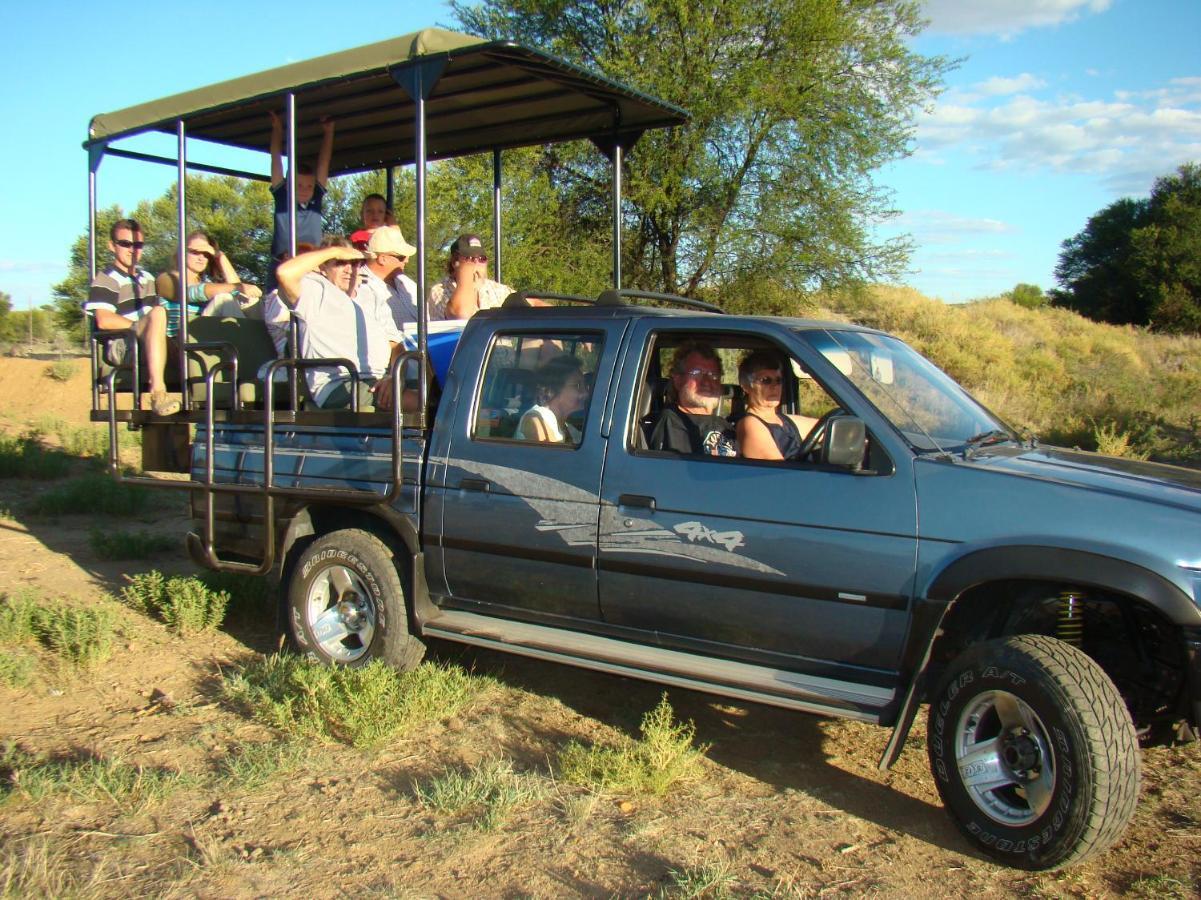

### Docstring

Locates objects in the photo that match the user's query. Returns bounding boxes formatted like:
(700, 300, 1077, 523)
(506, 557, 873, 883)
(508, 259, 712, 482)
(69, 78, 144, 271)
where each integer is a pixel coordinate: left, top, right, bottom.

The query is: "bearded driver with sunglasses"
(85, 219, 180, 417)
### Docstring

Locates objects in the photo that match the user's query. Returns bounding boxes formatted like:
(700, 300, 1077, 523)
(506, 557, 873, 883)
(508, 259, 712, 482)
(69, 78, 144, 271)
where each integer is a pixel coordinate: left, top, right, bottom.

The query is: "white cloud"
(976, 74, 1046, 96)
(894, 210, 1017, 245)
(923, 0, 1112, 37)
(913, 77, 1201, 196)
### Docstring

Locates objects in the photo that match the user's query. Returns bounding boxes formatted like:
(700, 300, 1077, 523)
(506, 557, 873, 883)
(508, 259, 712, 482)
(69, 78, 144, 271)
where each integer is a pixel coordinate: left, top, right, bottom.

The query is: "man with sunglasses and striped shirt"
(84, 219, 180, 417)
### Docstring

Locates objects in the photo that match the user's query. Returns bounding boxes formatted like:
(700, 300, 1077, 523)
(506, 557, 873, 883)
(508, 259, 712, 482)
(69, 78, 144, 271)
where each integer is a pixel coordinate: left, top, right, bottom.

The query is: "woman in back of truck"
(154, 231, 263, 337)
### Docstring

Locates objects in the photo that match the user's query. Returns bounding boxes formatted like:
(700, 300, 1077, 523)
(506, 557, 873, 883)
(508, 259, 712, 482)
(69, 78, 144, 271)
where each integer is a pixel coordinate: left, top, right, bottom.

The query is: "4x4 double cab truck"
(83, 28, 1198, 872)
(189, 297, 1200, 871)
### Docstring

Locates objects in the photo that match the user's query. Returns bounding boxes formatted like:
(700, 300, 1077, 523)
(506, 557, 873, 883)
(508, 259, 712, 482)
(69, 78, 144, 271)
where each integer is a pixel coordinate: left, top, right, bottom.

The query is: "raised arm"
(316, 118, 334, 188)
(276, 245, 363, 305)
(269, 111, 284, 188)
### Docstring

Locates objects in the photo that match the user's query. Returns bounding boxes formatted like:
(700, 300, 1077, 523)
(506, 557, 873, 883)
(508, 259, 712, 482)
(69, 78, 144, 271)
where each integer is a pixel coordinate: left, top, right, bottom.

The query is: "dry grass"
(817, 287, 1201, 464)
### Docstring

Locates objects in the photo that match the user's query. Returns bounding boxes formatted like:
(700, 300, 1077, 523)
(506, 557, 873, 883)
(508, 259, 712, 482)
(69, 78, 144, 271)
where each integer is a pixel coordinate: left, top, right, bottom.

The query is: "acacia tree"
(1053, 163, 1201, 333)
(452, 0, 950, 306)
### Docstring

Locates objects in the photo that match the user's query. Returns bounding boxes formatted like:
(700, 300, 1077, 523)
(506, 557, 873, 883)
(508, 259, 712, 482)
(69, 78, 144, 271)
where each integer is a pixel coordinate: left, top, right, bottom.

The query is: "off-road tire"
(927, 634, 1139, 870)
(287, 529, 425, 670)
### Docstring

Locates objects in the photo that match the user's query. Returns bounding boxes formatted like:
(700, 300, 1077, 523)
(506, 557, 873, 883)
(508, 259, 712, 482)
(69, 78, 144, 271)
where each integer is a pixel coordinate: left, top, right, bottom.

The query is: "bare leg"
(136, 306, 169, 395)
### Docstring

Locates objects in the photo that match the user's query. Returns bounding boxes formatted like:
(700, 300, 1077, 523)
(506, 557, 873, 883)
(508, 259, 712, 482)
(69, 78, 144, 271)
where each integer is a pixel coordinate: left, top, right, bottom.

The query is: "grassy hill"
(813, 286, 1201, 466)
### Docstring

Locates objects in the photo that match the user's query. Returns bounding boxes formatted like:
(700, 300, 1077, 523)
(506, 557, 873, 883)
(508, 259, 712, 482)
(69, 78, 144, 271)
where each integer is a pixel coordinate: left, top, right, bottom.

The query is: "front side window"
(473, 333, 602, 447)
(802, 329, 1013, 452)
(632, 332, 842, 462)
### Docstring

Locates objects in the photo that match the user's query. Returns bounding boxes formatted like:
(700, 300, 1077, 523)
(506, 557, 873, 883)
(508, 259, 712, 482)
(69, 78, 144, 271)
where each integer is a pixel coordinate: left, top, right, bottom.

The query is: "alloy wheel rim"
(953, 689, 1056, 826)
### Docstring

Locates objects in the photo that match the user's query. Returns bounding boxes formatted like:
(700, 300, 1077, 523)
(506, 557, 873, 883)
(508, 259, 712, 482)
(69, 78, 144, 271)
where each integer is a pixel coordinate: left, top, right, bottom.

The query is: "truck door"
(430, 326, 616, 626)
(597, 322, 919, 680)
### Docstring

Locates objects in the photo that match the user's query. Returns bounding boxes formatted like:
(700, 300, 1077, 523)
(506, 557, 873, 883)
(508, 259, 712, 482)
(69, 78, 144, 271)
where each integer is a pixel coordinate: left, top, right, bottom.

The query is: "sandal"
(150, 391, 181, 416)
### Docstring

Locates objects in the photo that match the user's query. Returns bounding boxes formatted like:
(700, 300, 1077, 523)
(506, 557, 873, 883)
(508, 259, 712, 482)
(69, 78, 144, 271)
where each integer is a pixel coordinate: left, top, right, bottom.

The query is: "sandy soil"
(0, 355, 1198, 898)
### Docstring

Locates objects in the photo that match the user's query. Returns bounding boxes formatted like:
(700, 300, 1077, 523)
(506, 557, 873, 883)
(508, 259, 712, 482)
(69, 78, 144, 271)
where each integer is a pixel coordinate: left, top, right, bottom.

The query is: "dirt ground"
(0, 355, 1198, 898)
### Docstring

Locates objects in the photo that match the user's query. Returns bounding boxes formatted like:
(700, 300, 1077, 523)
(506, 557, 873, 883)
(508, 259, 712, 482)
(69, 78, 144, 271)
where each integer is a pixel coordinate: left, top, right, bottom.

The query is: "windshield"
(797, 329, 1014, 453)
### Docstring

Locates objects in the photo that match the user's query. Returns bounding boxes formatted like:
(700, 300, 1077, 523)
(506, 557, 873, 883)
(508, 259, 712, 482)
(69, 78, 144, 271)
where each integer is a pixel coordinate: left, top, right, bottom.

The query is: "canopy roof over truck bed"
(86, 27, 688, 172)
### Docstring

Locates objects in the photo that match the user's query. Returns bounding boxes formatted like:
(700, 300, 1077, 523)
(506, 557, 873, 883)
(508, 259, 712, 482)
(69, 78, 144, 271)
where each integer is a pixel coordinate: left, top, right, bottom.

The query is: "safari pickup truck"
(186, 293, 1201, 872)
(82, 28, 1198, 874)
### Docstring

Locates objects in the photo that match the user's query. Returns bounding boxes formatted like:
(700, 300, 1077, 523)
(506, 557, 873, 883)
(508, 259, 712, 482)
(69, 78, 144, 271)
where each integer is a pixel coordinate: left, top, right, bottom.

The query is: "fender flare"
(925, 545, 1198, 624)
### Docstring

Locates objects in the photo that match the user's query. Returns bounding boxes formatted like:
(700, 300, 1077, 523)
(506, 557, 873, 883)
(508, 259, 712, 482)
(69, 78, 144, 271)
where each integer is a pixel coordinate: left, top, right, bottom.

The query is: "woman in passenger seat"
(735, 350, 818, 461)
(517, 355, 589, 444)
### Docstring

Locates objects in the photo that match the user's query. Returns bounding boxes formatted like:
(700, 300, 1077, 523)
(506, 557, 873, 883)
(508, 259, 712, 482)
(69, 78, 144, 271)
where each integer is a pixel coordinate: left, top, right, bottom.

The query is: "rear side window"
(473, 333, 602, 447)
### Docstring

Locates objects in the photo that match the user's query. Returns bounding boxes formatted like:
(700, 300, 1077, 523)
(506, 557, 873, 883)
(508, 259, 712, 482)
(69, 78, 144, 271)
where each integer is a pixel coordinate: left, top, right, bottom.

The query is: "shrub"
(121, 571, 229, 635)
(0, 432, 71, 480)
(224, 655, 492, 748)
(558, 694, 708, 797)
(43, 359, 77, 382)
(1093, 421, 1152, 460)
(0, 592, 116, 671)
(0, 651, 35, 687)
(414, 758, 545, 830)
(30, 474, 155, 517)
(89, 527, 176, 560)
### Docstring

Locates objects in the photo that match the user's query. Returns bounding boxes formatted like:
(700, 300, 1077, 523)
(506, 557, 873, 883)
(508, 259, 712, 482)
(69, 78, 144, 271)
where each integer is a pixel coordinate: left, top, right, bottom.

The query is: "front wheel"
(927, 635, 1139, 870)
(287, 529, 425, 670)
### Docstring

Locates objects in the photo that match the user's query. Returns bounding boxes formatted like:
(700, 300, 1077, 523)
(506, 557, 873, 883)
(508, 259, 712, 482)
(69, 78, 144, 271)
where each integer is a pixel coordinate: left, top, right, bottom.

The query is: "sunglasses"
(680, 367, 720, 382)
(114, 239, 145, 249)
(753, 375, 783, 386)
(460, 255, 488, 263)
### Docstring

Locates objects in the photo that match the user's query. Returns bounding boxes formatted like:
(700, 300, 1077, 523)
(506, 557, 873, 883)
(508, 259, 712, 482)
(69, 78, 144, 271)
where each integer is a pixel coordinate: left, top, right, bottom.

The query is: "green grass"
(224, 655, 494, 749)
(662, 861, 736, 899)
(29, 473, 157, 517)
(0, 432, 72, 480)
(414, 758, 545, 831)
(121, 571, 229, 635)
(558, 694, 709, 797)
(0, 743, 190, 812)
(89, 527, 177, 560)
(0, 591, 116, 671)
(216, 740, 310, 790)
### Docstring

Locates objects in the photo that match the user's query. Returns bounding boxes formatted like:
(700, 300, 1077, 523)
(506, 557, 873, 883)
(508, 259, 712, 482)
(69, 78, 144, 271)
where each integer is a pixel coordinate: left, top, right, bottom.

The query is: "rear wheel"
(927, 635, 1139, 870)
(287, 529, 424, 670)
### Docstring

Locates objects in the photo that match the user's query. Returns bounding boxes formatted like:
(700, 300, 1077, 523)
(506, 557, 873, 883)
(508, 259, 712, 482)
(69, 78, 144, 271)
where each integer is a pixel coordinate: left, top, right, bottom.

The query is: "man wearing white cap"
(361, 225, 420, 335)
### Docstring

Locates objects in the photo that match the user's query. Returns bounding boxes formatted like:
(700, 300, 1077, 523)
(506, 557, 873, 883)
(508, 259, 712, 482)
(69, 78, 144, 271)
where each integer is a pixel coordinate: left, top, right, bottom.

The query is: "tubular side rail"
(108, 353, 426, 574)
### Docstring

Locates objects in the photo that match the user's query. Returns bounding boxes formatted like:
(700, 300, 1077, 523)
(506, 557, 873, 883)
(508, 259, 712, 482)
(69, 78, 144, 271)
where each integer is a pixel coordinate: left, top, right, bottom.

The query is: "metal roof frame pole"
(385, 165, 395, 214)
(286, 93, 298, 258)
(493, 149, 503, 284)
(285, 92, 299, 412)
(612, 142, 622, 289)
(390, 57, 447, 430)
(88, 144, 104, 404)
(176, 119, 190, 409)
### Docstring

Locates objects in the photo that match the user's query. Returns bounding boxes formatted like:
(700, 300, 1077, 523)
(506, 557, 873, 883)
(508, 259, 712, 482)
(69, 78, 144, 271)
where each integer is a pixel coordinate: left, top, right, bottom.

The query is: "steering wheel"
(795, 408, 843, 461)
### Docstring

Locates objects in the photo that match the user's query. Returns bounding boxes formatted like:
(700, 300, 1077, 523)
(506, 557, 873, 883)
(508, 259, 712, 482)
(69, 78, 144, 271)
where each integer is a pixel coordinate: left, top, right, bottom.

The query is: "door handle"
(460, 477, 490, 493)
(618, 493, 656, 511)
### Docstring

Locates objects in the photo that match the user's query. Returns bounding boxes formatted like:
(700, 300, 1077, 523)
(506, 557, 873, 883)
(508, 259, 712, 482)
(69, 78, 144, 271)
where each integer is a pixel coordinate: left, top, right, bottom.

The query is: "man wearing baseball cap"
(361, 226, 419, 334)
(427, 233, 514, 320)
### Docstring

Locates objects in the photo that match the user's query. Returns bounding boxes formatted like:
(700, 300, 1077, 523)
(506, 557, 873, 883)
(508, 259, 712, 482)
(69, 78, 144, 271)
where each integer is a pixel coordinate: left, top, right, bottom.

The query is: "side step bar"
(422, 610, 891, 723)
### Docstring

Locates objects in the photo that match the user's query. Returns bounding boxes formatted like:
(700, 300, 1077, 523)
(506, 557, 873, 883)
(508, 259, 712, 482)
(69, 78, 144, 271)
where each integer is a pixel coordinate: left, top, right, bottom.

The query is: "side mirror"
(822, 416, 866, 468)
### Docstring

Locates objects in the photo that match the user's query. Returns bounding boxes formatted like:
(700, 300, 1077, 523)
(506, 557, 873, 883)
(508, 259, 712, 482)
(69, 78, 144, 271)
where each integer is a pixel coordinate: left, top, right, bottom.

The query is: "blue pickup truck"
(188, 296, 1200, 871)
(82, 28, 1198, 874)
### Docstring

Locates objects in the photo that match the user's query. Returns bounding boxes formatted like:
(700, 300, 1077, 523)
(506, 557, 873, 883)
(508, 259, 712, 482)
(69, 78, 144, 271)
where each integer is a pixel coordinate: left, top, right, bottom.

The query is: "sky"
(1, 0, 1198, 308)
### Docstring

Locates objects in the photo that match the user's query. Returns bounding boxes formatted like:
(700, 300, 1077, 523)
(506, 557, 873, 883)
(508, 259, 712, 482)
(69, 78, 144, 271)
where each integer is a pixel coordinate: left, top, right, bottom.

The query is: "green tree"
(1130, 163, 1201, 333)
(1006, 283, 1048, 309)
(452, 0, 950, 307)
(1053, 163, 1201, 333)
